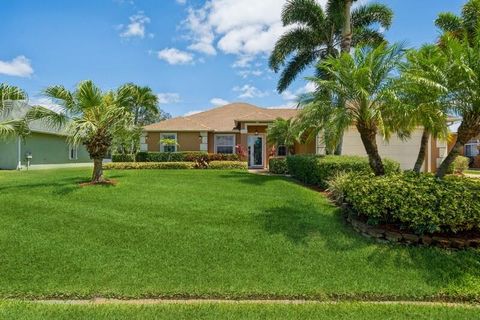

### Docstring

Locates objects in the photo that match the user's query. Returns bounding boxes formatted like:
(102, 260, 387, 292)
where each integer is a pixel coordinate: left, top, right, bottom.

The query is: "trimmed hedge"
(208, 161, 248, 169)
(112, 154, 135, 162)
(329, 172, 480, 234)
(135, 152, 239, 162)
(104, 162, 195, 170)
(104, 161, 247, 170)
(269, 157, 288, 174)
(286, 155, 400, 189)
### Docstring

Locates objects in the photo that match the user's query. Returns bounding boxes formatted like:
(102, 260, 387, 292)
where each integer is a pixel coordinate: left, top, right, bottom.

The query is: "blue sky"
(0, 0, 465, 117)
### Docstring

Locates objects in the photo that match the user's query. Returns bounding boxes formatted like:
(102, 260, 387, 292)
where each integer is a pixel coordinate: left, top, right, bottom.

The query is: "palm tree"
(435, 0, 480, 45)
(425, 35, 480, 178)
(269, 0, 393, 93)
(120, 83, 159, 126)
(398, 46, 450, 173)
(0, 83, 29, 138)
(115, 83, 160, 154)
(299, 43, 406, 176)
(267, 118, 298, 155)
(32, 80, 133, 183)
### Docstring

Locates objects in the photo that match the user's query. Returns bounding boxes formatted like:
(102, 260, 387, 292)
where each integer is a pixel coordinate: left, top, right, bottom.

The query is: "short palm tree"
(424, 35, 480, 178)
(435, 0, 480, 45)
(0, 83, 29, 138)
(299, 43, 406, 176)
(267, 118, 298, 156)
(398, 46, 450, 173)
(269, 0, 393, 92)
(32, 80, 133, 183)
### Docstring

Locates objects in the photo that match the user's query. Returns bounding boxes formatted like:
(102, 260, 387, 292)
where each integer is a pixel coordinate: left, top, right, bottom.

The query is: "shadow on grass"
(255, 203, 346, 245)
(218, 171, 286, 186)
(256, 202, 480, 294)
(0, 172, 126, 196)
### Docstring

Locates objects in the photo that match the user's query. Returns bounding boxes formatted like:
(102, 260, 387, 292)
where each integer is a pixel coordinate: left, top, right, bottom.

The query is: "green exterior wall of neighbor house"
(0, 132, 90, 169)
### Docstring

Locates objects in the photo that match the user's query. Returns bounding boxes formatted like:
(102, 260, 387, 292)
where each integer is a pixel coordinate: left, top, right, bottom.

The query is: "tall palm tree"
(267, 118, 298, 155)
(115, 83, 160, 154)
(435, 0, 480, 45)
(299, 43, 406, 176)
(269, 0, 393, 93)
(0, 83, 29, 138)
(398, 46, 450, 173)
(31, 80, 133, 183)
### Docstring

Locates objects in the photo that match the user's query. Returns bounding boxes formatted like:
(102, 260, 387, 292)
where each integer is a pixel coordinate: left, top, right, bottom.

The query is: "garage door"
(341, 127, 424, 170)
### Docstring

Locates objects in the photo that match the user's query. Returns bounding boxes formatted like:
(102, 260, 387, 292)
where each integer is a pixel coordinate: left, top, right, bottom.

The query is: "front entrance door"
(248, 135, 264, 168)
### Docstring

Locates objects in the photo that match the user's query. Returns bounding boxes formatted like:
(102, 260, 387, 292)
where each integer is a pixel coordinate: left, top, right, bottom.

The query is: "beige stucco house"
(142, 102, 451, 172)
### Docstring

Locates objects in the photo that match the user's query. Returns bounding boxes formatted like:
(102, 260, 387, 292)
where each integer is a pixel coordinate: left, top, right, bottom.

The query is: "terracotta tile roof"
(144, 103, 299, 132)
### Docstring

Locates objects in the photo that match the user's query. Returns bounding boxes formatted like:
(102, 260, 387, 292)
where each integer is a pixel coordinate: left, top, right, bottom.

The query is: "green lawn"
(0, 169, 479, 301)
(466, 169, 480, 175)
(0, 302, 478, 320)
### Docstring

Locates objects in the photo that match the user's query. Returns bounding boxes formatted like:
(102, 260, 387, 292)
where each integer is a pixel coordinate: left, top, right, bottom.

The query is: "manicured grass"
(466, 169, 480, 175)
(0, 302, 479, 320)
(0, 169, 479, 301)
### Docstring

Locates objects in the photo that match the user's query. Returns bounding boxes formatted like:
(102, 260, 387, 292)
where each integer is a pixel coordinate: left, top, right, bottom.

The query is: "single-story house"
(0, 103, 91, 170)
(142, 102, 456, 172)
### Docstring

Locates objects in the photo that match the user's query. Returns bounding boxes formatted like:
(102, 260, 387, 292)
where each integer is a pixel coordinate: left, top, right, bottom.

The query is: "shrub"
(207, 161, 247, 170)
(269, 157, 288, 174)
(112, 154, 135, 162)
(104, 162, 195, 170)
(329, 172, 480, 234)
(135, 152, 239, 163)
(286, 155, 400, 189)
(449, 155, 470, 174)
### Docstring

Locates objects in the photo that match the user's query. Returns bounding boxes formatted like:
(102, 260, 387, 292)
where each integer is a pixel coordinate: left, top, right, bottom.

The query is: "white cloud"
(120, 12, 151, 38)
(281, 81, 316, 102)
(29, 97, 63, 113)
(210, 97, 229, 106)
(183, 0, 327, 61)
(0, 56, 33, 77)
(238, 69, 263, 79)
(184, 110, 203, 116)
(184, 7, 217, 55)
(157, 48, 194, 65)
(176, 0, 187, 5)
(233, 84, 269, 99)
(157, 93, 181, 104)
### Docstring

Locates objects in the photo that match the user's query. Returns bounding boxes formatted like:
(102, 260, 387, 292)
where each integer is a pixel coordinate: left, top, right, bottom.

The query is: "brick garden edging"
(341, 204, 480, 249)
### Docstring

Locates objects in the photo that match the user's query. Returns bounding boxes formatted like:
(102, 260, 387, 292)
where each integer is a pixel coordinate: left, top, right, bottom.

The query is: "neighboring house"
(453, 134, 480, 168)
(142, 102, 455, 172)
(0, 103, 91, 170)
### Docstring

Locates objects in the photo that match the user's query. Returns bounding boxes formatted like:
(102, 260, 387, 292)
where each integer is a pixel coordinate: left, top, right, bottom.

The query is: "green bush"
(135, 152, 239, 163)
(208, 161, 247, 170)
(104, 161, 247, 170)
(112, 154, 135, 162)
(329, 172, 480, 234)
(286, 155, 400, 189)
(104, 162, 195, 170)
(449, 155, 470, 174)
(269, 157, 288, 174)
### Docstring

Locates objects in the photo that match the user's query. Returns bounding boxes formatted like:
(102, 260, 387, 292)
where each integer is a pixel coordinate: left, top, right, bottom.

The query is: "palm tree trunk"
(413, 129, 430, 173)
(436, 122, 480, 178)
(92, 158, 105, 183)
(340, 0, 353, 54)
(357, 124, 385, 176)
